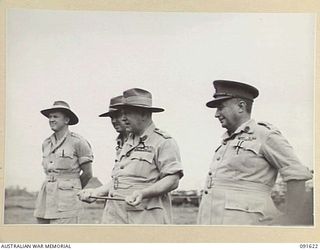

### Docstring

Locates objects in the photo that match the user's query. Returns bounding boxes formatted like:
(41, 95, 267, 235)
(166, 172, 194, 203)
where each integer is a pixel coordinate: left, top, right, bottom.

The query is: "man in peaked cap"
(34, 101, 93, 224)
(79, 88, 183, 224)
(197, 80, 312, 226)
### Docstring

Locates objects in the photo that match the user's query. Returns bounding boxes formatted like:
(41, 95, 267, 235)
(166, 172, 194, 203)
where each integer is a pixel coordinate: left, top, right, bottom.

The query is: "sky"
(5, 10, 315, 192)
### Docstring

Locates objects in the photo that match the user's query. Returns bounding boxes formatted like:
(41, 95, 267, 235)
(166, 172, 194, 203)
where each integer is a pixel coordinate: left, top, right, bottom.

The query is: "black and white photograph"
(3, 8, 314, 229)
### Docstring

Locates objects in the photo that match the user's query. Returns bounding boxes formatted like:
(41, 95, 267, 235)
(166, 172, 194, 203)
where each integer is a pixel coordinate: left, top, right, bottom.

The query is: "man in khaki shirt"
(78, 88, 183, 224)
(34, 101, 93, 224)
(198, 80, 312, 225)
(99, 95, 128, 155)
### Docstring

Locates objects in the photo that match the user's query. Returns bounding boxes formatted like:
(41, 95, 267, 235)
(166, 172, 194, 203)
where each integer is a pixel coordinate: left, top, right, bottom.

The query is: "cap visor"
(206, 97, 232, 108)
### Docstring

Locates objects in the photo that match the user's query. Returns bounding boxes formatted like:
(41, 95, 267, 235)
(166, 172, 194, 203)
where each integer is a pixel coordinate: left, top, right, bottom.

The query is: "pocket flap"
(58, 149, 74, 159)
(145, 198, 162, 210)
(231, 140, 261, 155)
(241, 141, 261, 154)
(225, 192, 265, 215)
(58, 179, 81, 190)
(131, 151, 154, 164)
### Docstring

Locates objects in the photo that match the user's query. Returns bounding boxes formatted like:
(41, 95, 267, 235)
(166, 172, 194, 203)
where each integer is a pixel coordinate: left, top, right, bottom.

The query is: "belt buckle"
(113, 177, 119, 190)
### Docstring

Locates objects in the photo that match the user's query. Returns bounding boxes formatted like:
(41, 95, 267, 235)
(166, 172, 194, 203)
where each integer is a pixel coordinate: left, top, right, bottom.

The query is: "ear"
(238, 100, 247, 113)
(64, 116, 70, 125)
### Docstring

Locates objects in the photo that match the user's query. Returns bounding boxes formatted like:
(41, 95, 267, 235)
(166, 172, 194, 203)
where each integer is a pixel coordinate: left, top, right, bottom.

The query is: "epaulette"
(43, 136, 51, 144)
(257, 121, 277, 131)
(70, 132, 82, 139)
(71, 132, 92, 148)
(154, 128, 172, 139)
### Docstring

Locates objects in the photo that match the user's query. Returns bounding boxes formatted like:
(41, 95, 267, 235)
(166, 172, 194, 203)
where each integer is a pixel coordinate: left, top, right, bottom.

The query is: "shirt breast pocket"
(129, 151, 155, 178)
(231, 140, 261, 156)
(55, 148, 75, 170)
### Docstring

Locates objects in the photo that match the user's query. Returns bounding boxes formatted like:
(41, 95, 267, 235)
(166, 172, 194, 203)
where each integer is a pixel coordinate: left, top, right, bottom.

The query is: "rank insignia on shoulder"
(257, 121, 274, 130)
(154, 128, 172, 139)
(70, 132, 82, 139)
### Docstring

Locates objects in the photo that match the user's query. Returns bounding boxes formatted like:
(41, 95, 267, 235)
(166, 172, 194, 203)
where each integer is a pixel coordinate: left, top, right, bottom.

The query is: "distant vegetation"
(5, 185, 36, 198)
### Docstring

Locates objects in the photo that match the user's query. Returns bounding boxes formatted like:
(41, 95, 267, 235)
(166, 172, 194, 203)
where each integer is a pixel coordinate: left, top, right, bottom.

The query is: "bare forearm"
(92, 182, 111, 196)
(80, 162, 93, 188)
(140, 174, 180, 199)
(286, 180, 306, 225)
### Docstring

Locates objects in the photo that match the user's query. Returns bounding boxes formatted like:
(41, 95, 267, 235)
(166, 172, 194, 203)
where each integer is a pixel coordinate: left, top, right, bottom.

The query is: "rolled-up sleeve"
(156, 138, 183, 179)
(75, 139, 94, 165)
(261, 131, 312, 182)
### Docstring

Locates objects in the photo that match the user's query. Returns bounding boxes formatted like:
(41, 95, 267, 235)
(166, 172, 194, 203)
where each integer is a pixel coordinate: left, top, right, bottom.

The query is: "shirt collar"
(50, 130, 70, 144)
(48, 130, 70, 153)
(116, 133, 127, 147)
(127, 122, 155, 146)
(222, 119, 255, 140)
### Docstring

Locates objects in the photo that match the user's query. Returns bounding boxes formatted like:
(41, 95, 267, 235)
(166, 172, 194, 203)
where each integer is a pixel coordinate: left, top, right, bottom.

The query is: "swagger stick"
(89, 196, 125, 201)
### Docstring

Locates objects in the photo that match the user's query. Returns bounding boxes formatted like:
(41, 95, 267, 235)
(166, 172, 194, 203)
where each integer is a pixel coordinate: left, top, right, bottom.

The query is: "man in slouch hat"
(34, 101, 93, 224)
(79, 89, 183, 224)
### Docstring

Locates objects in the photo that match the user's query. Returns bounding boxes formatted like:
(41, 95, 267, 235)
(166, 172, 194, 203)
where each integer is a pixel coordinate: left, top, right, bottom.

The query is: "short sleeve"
(261, 131, 312, 182)
(156, 138, 183, 179)
(75, 138, 94, 165)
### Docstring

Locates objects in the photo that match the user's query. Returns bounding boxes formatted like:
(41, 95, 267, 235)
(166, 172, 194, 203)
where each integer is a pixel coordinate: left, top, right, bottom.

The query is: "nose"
(215, 109, 220, 118)
(121, 114, 127, 122)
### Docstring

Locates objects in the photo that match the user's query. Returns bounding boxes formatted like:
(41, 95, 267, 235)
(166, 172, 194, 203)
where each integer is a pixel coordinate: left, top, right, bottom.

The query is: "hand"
(259, 213, 291, 226)
(77, 188, 97, 203)
(125, 190, 144, 206)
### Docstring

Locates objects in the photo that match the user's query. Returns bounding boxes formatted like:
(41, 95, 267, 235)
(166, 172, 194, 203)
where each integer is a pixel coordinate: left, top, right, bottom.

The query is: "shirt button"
(216, 157, 221, 161)
(120, 166, 124, 169)
(208, 172, 212, 176)
(126, 153, 130, 157)
(204, 191, 208, 194)
(49, 161, 53, 164)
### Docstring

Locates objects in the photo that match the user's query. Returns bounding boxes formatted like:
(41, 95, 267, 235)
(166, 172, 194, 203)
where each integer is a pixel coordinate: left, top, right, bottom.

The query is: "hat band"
(46, 105, 72, 111)
(214, 93, 235, 98)
(214, 93, 253, 100)
(124, 96, 152, 107)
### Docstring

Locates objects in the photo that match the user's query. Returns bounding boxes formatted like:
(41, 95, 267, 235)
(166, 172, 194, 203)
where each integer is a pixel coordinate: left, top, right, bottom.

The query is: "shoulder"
(257, 121, 276, 130)
(153, 128, 172, 139)
(256, 121, 281, 133)
(254, 121, 282, 141)
(42, 136, 51, 146)
(70, 132, 92, 147)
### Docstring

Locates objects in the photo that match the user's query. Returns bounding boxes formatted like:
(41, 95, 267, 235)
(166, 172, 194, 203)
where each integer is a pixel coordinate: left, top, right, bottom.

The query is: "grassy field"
(4, 195, 198, 224)
(4, 190, 313, 225)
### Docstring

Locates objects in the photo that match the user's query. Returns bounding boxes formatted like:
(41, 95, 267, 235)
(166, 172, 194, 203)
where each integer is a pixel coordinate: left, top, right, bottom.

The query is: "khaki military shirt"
(198, 119, 312, 225)
(34, 130, 93, 219)
(102, 122, 183, 224)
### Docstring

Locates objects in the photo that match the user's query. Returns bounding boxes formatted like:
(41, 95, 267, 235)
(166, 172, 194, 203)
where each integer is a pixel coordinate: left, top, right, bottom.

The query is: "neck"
(54, 126, 69, 141)
(228, 115, 251, 135)
(119, 131, 128, 140)
(135, 119, 153, 137)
